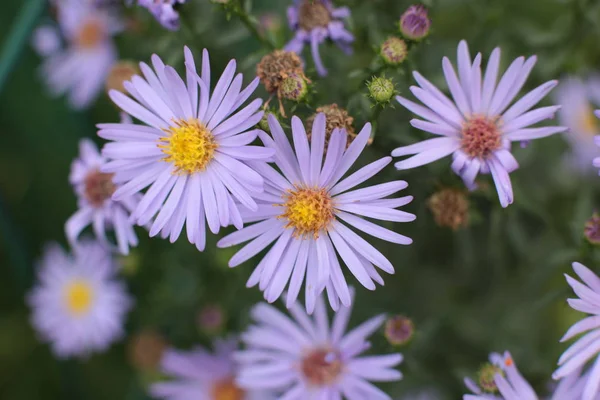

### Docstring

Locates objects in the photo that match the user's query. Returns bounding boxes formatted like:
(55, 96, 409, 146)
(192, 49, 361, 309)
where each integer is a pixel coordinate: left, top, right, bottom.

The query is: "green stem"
(0, 0, 45, 94)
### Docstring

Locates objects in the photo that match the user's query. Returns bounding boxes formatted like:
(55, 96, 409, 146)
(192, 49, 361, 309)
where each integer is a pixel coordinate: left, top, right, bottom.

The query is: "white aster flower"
(27, 240, 132, 358)
(393, 40, 567, 207)
(98, 47, 274, 251)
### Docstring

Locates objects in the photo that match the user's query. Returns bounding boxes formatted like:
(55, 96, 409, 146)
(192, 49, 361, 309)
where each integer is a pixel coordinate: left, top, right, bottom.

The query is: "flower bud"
(367, 76, 395, 104)
(380, 37, 408, 66)
(399, 5, 431, 41)
(585, 212, 600, 245)
(197, 304, 226, 334)
(477, 363, 503, 393)
(280, 72, 308, 102)
(384, 315, 414, 346)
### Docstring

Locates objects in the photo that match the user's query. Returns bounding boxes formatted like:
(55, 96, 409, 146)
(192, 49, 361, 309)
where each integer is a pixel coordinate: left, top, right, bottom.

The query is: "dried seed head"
(306, 104, 356, 149)
(428, 188, 469, 230)
(585, 212, 600, 245)
(256, 50, 305, 94)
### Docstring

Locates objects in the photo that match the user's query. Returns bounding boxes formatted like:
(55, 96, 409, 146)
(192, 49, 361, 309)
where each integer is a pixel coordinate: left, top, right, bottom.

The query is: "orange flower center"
(298, 0, 331, 30)
(211, 378, 245, 400)
(301, 349, 343, 386)
(75, 19, 105, 49)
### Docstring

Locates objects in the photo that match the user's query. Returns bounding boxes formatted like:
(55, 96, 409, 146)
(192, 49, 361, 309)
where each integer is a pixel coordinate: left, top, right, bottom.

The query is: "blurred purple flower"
(217, 114, 414, 313)
(284, 0, 354, 76)
(150, 338, 270, 399)
(393, 40, 567, 208)
(27, 240, 132, 358)
(99, 47, 273, 251)
(136, 0, 185, 31)
(33, 0, 122, 109)
(66, 137, 141, 255)
(236, 291, 403, 398)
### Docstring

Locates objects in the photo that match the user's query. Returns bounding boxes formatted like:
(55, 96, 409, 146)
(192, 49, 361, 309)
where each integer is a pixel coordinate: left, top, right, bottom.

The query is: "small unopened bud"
(127, 330, 168, 371)
(106, 61, 139, 93)
(585, 212, 600, 245)
(367, 76, 395, 104)
(428, 188, 469, 230)
(280, 73, 308, 102)
(258, 112, 277, 133)
(384, 315, 414, 346)
(380, 37, 408, 66)
(477, 363, 503, 393)
(197, 304, 225, 334)
(399, 5, 431, 41)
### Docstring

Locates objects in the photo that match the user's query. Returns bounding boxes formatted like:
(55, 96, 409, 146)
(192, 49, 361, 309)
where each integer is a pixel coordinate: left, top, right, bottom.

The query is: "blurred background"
(2, 0, 600, 398)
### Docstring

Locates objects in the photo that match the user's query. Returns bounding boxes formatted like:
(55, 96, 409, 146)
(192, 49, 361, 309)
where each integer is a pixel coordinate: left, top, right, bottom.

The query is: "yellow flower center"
(158, 119, 218, 174)
(211, 378, 245, 400)
(461, 115, 502, 158)
(301, 348, 343, 386)
(577, 104, 598, 136)
(75, 19, 105, 49)
(64, 279, 94, 316)
(280, 186, 334, 239)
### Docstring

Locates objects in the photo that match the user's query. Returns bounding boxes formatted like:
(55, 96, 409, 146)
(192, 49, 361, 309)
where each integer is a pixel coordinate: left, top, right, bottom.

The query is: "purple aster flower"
(235, 291, 403, 398)
(392, 40, 567, 207)
(284, 0, 354, 77)
(463, 351, 537, 400)
(27, 240, 132, 358)
(553, 262, 600, 400)
(150, 338, 271, 400)
(66, 137, 141, 255)
(551, 368, 600, 400)
(98, 47, 274, 251)
(217, 114, 414, 313)
(136, 0, 185, 31)
(34, 0, 122, 109)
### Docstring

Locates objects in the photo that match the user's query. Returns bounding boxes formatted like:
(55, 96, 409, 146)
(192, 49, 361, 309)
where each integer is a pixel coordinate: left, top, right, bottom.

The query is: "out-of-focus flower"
(368, 76, 396, 104)
(34, 0, 122, 109)
(105, 61, 140, 93)
(66, 138, 141, 255)
(554, 262, 600, 399)
(428, 188, 469, 230)
(393, 40, 567, 207)
(380, 36, 408, 66)
(385, 315, 414, 346)
(306, 103, 357, 149)
(585, 212, 600, 245)
(27, 240, 132, 358)
(399, 5, 431, 41)
(285, 0, 354, 76)
(197, 304, 226, 334)
(258, 12, 283, 35)
(150, 338, 270, 399)
(236, 292, 403, 398)
(218, 114, 414, 312)
(128, 330, 168, 371)
(136, 0, 185, 31)
(98, 47, 273, 251)
(555, 77, 600, 174)
(464, 351, 537, 399)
